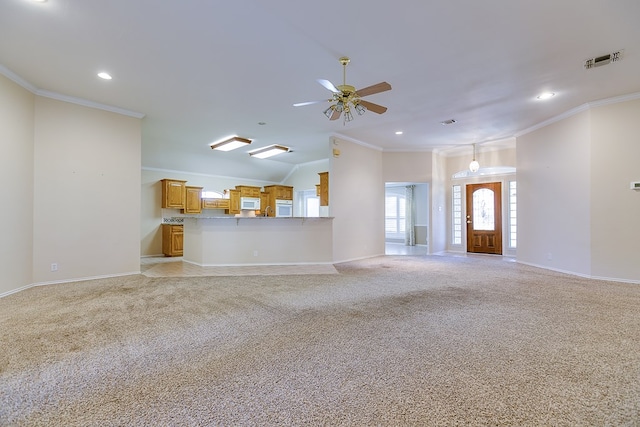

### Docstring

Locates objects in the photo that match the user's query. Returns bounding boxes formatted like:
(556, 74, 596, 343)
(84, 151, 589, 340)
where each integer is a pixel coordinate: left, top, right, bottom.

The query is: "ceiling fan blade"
(355, 81, 392, 97)
(359, 100, 388, 114)
(293, 99, 328, 107)
(329, 109, 341, 120)
(317, 79, 341, 93)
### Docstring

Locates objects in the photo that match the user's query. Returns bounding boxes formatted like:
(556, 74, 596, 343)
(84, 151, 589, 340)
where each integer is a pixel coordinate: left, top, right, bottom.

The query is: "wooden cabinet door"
(318, 172, 329, 206)
(184, 186, 203, 214)
(172, 228, 184, 254)
(227, 189, 241, 214)
(161, 179, 187, 208)
(162, 224, 183, 256)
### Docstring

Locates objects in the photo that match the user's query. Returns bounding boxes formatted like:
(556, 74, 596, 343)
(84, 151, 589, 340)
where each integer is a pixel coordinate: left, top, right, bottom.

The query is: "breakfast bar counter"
(182, 216, 333, 266)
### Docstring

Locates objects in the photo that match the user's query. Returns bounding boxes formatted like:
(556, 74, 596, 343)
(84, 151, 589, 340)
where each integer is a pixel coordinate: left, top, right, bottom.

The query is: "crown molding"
(516, 91, 640, 138)
(0, 63, 145, 119)
(36, 89, 145, 119)
(0, 64, 38, 92)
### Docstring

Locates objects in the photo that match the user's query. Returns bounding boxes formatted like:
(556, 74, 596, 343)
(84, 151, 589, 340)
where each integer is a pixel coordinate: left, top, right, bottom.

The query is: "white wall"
(330, 137, 385, 262)
(32, 97, 142, 284)
(0, 74, 34, 295)
(590, 98, 640, 282)
(382, 151, 432, 182)
(517, 110, 592, 276)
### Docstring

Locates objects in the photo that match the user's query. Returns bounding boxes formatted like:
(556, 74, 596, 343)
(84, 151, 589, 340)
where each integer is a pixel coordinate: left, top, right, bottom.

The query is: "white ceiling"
(2, 0, 639, 182)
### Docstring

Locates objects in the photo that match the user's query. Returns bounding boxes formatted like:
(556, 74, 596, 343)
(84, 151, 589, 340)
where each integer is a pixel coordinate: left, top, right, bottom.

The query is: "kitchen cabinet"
(161, 179, 187, 208)
(162, 224, 183, 256)
(227, 189, 241, 215)
(235, 185, 261, 198)
(263, 185, 293, 200)
(183, 186, 203, 214)
(318, 172, 329, 206)
(262, 185, 294, 216)
(202, 198, 230, 210)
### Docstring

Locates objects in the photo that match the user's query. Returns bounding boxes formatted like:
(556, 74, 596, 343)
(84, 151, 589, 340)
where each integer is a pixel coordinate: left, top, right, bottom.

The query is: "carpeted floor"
(1, 255, 639, 426)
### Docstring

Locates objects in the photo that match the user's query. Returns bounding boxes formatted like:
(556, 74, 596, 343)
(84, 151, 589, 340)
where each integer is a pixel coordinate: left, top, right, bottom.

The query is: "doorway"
(385, 182, 429, 255)
(466, 182, 502, 255)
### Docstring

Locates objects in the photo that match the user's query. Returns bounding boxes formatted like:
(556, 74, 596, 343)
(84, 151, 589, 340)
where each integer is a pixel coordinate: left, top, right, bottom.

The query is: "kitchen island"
(182, 216, 333, 266)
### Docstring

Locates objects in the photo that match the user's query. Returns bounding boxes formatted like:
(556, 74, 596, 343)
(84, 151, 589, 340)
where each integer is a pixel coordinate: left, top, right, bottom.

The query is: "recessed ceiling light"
(395, 131, 403, 135)
(97, 72, 112, 80)
(536, 92, 555, 100)
(32, 0, 47, 3)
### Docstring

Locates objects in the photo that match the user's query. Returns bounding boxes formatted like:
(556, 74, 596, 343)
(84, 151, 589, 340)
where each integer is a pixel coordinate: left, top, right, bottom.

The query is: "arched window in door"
(472, 188, 495, 231)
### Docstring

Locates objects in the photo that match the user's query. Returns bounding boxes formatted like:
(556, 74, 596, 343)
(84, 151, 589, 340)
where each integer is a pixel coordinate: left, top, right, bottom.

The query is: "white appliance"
(275, 199, 293, 217)
(240, 197, 260, 210)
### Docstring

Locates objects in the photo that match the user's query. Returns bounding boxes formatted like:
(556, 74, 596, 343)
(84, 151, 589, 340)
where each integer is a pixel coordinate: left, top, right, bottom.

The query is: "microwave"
(275, 199, 293, 217)
(240, 197, 260, 210)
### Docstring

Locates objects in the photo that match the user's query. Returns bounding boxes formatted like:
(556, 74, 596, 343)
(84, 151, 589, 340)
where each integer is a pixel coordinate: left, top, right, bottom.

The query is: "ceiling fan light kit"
(294, 56, 391, 125)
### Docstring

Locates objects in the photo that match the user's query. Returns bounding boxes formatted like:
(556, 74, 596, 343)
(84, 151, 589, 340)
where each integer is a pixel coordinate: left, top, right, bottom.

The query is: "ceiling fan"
(294, 57, 392, 124)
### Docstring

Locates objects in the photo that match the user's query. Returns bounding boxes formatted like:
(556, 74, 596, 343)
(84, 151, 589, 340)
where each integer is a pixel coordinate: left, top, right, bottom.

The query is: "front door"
(466, 182, 502, 255)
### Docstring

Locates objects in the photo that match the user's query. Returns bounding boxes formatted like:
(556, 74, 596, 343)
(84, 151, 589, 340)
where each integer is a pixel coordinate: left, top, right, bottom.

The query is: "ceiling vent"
(584, 50, 623, 69)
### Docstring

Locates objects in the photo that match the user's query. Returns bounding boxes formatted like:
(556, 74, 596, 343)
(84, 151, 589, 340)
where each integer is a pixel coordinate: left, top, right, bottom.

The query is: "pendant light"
(469, 143, 480, 172)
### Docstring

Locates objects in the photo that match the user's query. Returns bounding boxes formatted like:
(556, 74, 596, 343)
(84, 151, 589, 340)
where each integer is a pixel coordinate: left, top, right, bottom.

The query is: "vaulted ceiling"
(2, 0, 639, 181)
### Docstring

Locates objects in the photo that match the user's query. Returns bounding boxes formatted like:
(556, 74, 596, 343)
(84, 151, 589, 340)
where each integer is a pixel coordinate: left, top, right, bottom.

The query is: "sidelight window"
(452, 185, 462, 245)
(509, 181, 517, 248)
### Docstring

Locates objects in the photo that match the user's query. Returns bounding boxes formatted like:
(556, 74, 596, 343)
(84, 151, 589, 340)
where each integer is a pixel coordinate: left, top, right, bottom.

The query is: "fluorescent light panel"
(249, 144, 289, 159)
(210, 136, 252, 151)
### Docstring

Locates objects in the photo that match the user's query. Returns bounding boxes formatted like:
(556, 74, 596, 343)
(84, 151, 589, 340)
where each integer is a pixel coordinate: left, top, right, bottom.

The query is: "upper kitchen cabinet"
(318, 172, 329, 206)
(235, 185, 261, 198)
(227, 189, 241, 215)
(161, 179, 187, 208)
(183, 186, 203, 214)
(263, 185, 293, 200)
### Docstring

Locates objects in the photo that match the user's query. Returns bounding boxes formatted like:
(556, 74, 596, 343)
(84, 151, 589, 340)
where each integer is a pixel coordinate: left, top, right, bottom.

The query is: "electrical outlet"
(253, 250, 258, 257)
(547, 253, 552, 260)
(51, 263, 58, 272)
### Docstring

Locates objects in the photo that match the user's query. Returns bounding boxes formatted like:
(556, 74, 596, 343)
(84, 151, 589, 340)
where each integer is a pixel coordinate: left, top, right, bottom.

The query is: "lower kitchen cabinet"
(162, 224, 183, 257)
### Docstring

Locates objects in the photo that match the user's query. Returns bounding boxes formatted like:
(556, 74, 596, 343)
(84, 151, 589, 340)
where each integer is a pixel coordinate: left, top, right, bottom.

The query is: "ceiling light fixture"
(210, 136, 252, 151)
(395, 131, 403, 135)
(536, 92, 555, 100)
(469, 143, 480, 173)
(97, 72, 112, 80)
(324, 57, 367, 125)
(249, 145, 290, 159)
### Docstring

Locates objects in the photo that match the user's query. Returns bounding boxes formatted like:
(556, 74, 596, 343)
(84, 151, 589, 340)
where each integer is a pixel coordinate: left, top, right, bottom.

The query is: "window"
(299, 189, 319, 217)
(202, 190, 224, 199)
(452, 185, 462, 245)
(472, 189, 495, 231)
(385, 194, 406, 237)
(509, 181, 517, 248)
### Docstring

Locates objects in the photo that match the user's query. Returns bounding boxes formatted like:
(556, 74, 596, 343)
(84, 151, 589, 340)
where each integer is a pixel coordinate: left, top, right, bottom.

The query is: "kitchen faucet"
(264, 206, 272, 217)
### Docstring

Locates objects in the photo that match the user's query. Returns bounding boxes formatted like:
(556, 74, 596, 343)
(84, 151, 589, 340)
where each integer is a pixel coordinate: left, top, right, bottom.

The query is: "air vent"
(584, 50, 623, 69)
(440, 119, 457, 125)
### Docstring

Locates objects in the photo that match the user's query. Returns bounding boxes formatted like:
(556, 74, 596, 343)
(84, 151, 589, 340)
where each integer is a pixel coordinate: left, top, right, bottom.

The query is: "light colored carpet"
(1, 255, 639, 426)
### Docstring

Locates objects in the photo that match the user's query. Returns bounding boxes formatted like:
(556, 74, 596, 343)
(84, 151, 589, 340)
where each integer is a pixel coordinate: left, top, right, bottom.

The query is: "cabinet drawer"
(202, 198, 230, 209)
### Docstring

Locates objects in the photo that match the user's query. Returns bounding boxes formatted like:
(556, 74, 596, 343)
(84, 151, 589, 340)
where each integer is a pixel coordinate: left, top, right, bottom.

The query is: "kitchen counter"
(182, 216, 333, 266)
